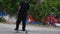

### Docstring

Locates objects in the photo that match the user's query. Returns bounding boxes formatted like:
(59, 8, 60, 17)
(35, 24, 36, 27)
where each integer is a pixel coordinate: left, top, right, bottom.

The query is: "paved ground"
(0, 23, 60, 34)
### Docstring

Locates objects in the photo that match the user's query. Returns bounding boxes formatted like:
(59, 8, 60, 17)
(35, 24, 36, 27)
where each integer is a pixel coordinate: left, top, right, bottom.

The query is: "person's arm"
(27, 10, 30, 15)
(18, 6, 21, 13)
(27, 4, 30, 15)
(17, 2, 22, 14)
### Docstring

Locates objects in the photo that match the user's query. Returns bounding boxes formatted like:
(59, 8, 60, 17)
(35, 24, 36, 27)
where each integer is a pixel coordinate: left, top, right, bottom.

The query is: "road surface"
(0, 23, 60, 34)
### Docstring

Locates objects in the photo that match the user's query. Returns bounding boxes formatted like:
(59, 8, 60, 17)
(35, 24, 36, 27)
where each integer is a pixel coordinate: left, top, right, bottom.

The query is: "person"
(45, 12, 58, 26)
(28, 15, 34, 24)
(15, 0, 30, 31)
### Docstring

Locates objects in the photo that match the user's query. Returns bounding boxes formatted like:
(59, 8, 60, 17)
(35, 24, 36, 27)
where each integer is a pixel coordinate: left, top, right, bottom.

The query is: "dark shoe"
(22, 29, 25, 31)
(14, 28, 18, 30)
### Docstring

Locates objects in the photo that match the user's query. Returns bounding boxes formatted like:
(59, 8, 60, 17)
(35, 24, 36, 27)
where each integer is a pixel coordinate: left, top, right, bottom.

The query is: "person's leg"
(15, 16, 21, 30)
(22, 16, 26, 31)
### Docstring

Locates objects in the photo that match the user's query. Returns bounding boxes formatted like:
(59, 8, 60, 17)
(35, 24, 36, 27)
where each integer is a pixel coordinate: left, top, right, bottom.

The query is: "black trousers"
(16, 14, 27, 30)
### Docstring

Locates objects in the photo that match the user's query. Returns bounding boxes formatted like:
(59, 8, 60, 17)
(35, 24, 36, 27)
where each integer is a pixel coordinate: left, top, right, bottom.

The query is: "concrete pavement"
(0, 23, 60, 34)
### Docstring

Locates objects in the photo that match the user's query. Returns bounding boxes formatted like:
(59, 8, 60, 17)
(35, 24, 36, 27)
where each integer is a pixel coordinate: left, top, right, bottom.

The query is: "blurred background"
(0, 0, 60, 26)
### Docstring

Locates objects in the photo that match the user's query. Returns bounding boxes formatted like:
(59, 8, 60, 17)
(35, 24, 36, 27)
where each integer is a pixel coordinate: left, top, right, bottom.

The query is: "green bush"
(0, 17, 3, 22)
(29, 0, 60, 25)
(0, 0, 60, 24)
(0, 17, 6, 22)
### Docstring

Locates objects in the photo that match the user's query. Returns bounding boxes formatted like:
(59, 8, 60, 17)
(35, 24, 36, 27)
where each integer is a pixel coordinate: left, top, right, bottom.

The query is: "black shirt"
(19, 2, 30, 15)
